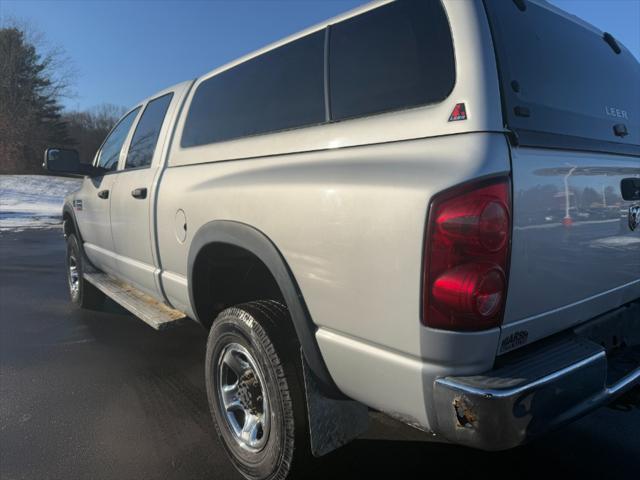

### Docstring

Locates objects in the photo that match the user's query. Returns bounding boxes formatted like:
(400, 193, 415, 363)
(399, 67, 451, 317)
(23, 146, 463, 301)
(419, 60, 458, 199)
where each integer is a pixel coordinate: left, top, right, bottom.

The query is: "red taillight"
(423, 178, 511, 331)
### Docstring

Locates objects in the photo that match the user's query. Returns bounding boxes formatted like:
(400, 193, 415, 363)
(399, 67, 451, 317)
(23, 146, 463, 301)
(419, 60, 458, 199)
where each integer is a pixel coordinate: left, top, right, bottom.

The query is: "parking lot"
(1, 229, 638, 480)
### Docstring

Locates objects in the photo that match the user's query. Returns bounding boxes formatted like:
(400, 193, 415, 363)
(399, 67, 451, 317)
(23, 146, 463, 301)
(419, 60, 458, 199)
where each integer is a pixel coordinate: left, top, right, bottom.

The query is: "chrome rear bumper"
(433, 301, 640, 450)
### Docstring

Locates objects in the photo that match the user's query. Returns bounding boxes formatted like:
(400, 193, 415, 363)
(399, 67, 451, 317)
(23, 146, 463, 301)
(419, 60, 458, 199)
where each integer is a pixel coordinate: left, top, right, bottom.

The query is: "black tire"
(205, 300, 311, 480)
(65, 234, 104, 309)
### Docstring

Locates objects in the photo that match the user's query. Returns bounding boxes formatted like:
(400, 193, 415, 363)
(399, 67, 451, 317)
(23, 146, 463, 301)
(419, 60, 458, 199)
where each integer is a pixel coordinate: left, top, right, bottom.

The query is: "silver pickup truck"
(44, 1, 639, 479)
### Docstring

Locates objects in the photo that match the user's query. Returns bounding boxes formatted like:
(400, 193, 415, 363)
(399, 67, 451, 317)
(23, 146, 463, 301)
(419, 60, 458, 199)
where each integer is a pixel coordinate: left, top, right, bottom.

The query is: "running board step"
(83, 273, 187, 330)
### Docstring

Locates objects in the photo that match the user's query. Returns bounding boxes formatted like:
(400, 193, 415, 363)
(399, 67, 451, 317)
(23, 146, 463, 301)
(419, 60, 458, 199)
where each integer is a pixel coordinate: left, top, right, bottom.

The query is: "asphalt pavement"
(1, 229, 638, 480)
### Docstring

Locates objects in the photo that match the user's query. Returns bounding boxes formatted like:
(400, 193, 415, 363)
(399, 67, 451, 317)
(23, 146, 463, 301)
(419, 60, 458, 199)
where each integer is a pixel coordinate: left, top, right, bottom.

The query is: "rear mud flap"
(302, 353, 369, 457)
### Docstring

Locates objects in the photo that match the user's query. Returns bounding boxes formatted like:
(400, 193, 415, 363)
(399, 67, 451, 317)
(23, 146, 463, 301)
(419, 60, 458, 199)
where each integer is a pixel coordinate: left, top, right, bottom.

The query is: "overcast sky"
(2, 0, 639, 112)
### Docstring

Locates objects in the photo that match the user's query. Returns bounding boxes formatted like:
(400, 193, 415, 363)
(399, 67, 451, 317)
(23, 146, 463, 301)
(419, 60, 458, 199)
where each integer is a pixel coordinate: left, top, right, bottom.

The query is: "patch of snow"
(0, 175, 82, 232)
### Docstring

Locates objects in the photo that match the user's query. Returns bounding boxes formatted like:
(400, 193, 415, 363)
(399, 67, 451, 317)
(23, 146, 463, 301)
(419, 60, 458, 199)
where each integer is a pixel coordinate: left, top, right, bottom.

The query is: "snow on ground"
(0, 175, 81, 232)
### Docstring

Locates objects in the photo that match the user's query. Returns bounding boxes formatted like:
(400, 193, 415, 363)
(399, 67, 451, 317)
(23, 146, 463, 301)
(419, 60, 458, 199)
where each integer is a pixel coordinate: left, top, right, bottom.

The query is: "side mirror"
(43, 148, 97, 176)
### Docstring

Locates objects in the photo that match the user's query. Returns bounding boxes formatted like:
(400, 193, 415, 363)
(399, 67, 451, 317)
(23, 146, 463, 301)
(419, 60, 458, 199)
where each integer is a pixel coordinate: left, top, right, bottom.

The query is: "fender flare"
(188, 220, 342, 398)
(62, 202, 100, 270)
(62, 203, 83, 242)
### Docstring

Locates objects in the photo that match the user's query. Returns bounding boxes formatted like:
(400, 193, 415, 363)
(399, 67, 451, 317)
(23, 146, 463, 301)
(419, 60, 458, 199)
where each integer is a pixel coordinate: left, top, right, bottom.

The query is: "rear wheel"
(205, 301, 311, 480)
(66, 234, 104, 309)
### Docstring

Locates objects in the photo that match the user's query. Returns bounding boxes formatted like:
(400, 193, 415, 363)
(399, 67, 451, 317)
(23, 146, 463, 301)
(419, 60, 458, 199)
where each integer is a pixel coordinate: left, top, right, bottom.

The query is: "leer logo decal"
(448, 103, 467, 122)
(605, 106, 629, 120)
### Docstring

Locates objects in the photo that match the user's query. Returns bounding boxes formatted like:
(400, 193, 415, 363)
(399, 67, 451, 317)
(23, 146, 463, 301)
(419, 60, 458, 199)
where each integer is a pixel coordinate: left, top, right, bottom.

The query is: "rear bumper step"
(84, 273, 187, 330)
(433, 300, 640, 450)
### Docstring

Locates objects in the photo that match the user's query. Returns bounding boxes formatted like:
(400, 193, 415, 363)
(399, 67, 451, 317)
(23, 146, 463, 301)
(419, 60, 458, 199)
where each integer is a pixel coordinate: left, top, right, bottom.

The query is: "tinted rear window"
(181, 31, 325, 147)
(484, 0, 640, 147)
(329, 0, 455, 121)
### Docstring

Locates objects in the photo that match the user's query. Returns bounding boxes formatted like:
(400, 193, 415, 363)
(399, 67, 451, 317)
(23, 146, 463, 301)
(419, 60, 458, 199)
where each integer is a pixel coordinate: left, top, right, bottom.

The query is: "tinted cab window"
(96, 108, 140, 171)
(182, 31, 325, 147)
(125, 93, 173, 169)
(180, 0, 456, 149)
(329, 0, 455, 121)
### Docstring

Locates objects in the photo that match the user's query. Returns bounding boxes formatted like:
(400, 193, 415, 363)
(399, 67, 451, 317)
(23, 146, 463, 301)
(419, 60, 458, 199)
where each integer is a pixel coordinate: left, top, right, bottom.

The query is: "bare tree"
(63, 104, 127, 164)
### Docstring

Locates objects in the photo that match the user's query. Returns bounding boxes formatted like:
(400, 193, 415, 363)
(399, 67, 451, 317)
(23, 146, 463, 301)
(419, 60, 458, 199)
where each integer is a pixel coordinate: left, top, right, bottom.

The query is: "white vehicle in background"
(44, 1, 639, 479)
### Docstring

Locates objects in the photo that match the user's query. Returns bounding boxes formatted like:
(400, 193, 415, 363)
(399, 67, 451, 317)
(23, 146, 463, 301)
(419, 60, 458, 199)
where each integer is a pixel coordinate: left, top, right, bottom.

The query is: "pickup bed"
(44, 1, 639, 479)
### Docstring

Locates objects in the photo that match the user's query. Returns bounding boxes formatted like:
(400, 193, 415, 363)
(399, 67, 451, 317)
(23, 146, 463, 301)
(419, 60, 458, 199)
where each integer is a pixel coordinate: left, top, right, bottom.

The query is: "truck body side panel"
(156, 132, 509, 430)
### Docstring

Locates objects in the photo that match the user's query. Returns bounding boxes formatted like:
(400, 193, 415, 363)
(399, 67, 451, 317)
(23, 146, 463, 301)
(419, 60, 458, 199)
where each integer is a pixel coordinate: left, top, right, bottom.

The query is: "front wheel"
(205, 301, 311, 480)
(65, 234, 104, 309)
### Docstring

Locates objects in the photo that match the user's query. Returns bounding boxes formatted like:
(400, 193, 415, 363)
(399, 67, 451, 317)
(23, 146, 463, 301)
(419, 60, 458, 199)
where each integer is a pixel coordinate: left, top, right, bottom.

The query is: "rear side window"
(96, 107, 140, 171)
(125, 93, 173, 169)
(329, 0, 455, 121)
(181, 31, 325, 147)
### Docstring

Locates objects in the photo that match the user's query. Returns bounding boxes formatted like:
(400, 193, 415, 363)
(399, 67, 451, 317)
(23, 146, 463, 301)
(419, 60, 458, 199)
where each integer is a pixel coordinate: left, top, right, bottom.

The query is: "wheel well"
(192, 243, 285, 329)
(187, 221, 342, 397)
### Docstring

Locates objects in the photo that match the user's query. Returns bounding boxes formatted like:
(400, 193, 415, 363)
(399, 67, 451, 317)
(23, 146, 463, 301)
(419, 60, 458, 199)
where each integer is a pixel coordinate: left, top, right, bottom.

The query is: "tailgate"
(501, 148, 640, 351)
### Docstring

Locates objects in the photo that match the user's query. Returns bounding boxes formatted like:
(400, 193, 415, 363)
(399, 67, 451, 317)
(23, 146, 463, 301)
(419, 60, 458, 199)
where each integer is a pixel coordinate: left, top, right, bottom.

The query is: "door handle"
(97, 189, 109, 199)
(131, 187, 147, 199)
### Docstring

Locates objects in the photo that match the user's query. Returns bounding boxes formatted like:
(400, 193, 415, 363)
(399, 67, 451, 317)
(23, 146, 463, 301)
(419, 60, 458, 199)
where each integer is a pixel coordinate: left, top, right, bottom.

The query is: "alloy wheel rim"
(217, 343, 270, 452)
(68, 254, 80, 297)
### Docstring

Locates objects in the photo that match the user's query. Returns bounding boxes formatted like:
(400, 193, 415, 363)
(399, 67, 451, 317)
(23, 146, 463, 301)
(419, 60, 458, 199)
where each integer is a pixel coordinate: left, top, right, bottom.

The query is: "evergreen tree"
(0, 27, 72, 173)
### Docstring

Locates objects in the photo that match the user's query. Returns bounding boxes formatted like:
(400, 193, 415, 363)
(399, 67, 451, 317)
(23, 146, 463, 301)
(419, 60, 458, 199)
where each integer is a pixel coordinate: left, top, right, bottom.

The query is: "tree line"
(0, 25, 126, 174)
